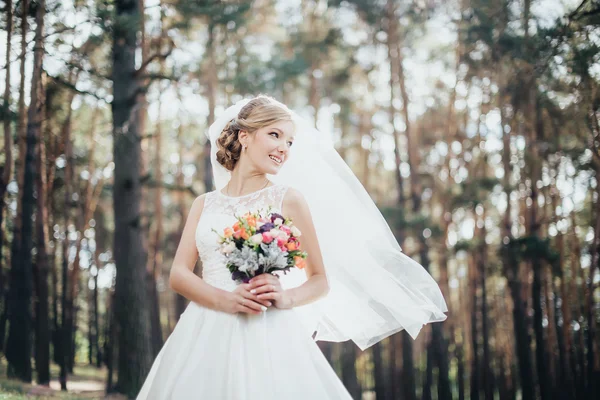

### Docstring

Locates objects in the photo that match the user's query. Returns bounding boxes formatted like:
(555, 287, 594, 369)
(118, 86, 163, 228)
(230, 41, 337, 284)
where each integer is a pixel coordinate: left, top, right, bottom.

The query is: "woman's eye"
(269, 132, 279, 138)
(287, 141, 293, 147)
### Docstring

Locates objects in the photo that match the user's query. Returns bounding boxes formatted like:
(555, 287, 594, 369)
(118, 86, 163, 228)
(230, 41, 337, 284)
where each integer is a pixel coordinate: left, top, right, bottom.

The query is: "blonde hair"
(216, 95, 292, 171)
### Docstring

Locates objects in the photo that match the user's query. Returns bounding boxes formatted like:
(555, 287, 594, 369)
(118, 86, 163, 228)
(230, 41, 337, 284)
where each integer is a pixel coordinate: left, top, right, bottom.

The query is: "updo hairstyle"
(216, 95, 292, 171)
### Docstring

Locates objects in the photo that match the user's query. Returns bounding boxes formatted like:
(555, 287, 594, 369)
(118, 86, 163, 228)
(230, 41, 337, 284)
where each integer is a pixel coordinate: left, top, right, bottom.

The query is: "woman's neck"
(225, 169, 270, 197)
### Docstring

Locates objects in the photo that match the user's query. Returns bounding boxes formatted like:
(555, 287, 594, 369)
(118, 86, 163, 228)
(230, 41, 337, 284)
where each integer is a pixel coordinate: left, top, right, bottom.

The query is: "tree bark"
(6, 0, 45, 381)
(174, 98, 188, 320)
(372, 341, 386, 400)
(0, 0, 14, 329)
(3, 0, 29, 354)
(33, 84, 50, 384)
(112, 0, 153, 395)
(59, 69, 78, 388)
(340, 342, 360, 399)
(148, 20, 168, 353)
(203, 23, 217, 192)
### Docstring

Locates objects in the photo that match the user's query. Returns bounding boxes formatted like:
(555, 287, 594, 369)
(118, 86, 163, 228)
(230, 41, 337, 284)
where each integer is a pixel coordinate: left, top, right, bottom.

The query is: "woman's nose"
(277, 143, 288, 154)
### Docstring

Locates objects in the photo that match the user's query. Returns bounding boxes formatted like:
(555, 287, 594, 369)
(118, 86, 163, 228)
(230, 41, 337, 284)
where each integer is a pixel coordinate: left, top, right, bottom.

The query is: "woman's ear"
(238, 130, 249, 147)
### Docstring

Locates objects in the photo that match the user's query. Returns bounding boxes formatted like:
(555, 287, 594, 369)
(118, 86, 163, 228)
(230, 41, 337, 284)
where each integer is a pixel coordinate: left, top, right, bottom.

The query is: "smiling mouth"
(269, 155, 282, 165)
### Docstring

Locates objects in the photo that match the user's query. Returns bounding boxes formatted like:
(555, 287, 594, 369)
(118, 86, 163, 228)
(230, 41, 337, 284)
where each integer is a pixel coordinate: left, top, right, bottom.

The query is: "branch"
(570, 0, 590, 18)
(61, 59, 111, 80)
(47, 73, 107, 101)
(140, 73, 179, 82)
(135, 42, 175, 77)
(143, 179, 198, 197)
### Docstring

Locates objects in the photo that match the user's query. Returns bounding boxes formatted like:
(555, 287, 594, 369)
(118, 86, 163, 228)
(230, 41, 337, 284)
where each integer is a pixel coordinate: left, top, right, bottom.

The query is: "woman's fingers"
(250, 283, 279, 295)
(237, 304, 261, 315)
(256, 292, 280, 302)
(241, 287, 272, 307)
(238, 294, 270, 312)
(248, 275, 279, 289)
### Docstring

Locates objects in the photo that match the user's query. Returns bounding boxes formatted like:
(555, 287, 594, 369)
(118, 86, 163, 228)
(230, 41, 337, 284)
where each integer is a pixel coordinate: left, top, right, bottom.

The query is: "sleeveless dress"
(136, 184, 353, 400)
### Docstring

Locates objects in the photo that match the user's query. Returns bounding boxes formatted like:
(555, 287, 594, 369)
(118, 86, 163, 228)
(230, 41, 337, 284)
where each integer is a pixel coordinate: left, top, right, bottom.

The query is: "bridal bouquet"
(214, 209, 308, 283)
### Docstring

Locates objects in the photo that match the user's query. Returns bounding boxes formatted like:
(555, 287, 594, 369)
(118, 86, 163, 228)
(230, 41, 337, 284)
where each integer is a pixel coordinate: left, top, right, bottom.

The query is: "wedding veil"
(206, 97, 447, 350)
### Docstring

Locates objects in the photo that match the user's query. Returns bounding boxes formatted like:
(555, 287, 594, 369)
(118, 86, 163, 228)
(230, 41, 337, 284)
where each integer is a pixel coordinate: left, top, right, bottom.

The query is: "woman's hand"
(249, 273, 294, 309)
(220, 284, 272, 315)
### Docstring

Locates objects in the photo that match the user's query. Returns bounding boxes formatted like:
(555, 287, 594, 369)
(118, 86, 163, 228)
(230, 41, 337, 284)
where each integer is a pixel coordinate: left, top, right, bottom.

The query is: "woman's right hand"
(220, 284, 272, 315)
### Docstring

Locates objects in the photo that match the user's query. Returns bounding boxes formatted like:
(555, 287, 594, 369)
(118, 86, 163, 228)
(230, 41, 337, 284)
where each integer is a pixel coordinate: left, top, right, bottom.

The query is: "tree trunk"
(552, 189, 575, 399)
(372, 341, 386, 400)
(586, 174, 600, 398)
(499, 80, 534, 399)
(2, 0, 29, 354)
(6, 0, 45, 381)
(203, 23, 217, 192)
(112, 0, 153, 395)
(33, 79, 50, 384)
(340, 342, 360, 399)
(478, 223, 493, 400)
(59, 69, 78, 388)
(148, 31, 167, 354)
(93, 258, 101, 367)
(470, 254, 480, 400)
(174, 104, 188, 320)
(527, 91, 551, 400)
(0, 0, 14, 333)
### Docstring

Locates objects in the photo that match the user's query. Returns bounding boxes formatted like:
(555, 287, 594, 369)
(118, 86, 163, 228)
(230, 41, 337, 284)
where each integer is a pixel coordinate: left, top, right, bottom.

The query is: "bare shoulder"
(282, 187, 310, 216)
(189, 193, 209, 219)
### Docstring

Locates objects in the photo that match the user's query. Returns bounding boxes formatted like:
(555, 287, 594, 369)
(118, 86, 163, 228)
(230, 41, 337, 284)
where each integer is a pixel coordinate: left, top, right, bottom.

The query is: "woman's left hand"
(248, 273, 293, 309)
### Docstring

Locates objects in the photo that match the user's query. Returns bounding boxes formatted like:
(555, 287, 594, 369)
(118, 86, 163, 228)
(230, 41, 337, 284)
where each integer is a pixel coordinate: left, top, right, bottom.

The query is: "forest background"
(0, 0, 599, 399)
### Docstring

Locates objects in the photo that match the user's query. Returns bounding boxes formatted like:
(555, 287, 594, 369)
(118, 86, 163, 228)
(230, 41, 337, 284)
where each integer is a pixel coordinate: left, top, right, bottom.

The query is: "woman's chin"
(262, 164, 282, 175)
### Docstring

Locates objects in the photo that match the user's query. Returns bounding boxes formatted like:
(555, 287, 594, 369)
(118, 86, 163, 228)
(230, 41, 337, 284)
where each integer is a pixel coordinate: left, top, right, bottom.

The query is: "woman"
(137, 95, 447, 399)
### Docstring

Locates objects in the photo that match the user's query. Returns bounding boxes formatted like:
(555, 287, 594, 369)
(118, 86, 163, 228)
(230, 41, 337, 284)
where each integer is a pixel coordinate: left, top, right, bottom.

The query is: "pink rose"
(262, 232, 274, 244)
(280, 225, 291, 235)
(277, 238, 287, 250)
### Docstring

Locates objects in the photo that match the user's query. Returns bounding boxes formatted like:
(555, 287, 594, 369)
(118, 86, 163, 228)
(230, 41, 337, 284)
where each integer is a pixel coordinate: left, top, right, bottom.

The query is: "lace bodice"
(195, 184, 290, 291)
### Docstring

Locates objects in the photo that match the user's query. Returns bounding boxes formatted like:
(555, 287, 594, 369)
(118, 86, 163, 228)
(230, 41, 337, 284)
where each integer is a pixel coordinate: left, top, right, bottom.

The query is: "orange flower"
(247, 216, 257, 227)
(233, 221, 241, 232)
(294, 256, 306, 269)
(223, 227, 234, 238)
(286, 242, 297, 251)
(240, 229, 250, 240)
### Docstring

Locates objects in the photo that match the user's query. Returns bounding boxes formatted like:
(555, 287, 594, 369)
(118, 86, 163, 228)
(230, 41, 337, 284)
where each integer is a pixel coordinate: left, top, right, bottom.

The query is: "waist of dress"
(202, 265, 239, 292)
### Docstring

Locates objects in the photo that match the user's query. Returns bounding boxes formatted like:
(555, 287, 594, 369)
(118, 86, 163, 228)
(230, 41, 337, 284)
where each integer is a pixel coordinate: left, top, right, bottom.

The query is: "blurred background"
(0, 0, 599, 399)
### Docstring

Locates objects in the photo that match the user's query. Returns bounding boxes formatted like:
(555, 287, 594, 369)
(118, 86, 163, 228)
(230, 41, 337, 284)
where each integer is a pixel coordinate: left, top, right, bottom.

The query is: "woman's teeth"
(269, 155, 282, 165)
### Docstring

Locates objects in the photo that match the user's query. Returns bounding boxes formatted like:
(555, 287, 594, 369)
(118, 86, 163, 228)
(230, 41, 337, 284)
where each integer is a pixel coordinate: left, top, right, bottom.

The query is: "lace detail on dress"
(204, 184, 289, 216)
(195, 184, 289, 291)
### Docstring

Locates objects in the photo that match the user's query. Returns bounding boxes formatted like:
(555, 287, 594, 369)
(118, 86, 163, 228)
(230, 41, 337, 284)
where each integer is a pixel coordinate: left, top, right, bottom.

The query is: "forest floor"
(0, 357, 124, 399)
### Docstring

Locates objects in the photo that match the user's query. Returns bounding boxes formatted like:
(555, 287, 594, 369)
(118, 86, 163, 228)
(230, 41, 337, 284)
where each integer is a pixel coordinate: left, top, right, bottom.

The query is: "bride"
(137, 95, 447, 399)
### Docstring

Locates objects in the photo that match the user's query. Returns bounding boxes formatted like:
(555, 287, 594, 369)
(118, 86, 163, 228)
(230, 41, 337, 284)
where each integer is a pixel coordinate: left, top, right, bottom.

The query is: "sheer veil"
(206, 98, 447, 350)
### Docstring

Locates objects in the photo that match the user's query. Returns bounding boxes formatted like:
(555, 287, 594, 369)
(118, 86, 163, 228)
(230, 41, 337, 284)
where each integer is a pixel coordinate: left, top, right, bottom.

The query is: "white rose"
(250, 234, 263, 244)
(270, 228, 281, 237)
(221, 242, 236, 254)
(291, 226, 302, 237)
(278, 231, 289, 241)
(274, 217, 283, 226)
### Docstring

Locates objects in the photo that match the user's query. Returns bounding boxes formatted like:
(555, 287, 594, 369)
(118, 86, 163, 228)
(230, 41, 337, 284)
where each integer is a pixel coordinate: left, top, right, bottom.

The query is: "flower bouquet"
(214, 209, 308, 283)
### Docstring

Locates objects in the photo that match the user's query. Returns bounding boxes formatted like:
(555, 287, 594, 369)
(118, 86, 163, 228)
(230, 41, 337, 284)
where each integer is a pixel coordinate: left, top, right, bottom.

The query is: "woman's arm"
(169, 195, 269, 314)
(252, 188, 330, 308)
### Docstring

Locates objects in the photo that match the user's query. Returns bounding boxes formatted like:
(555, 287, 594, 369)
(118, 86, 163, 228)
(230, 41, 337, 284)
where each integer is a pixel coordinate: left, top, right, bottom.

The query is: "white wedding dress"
(137, 184, 353, 400)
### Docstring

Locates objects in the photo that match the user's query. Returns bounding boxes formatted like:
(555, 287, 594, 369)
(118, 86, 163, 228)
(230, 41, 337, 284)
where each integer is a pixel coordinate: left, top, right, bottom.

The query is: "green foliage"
(172, 0, 253, 30)
(453, 239, 475, 253)
(380, 205, 443, 239)
(502, 235, 560, 264)
(451, 177, 500, 209)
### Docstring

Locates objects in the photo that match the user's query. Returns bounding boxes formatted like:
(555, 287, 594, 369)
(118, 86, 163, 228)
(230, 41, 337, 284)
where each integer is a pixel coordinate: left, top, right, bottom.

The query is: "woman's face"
(241, 120, 295, 175)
